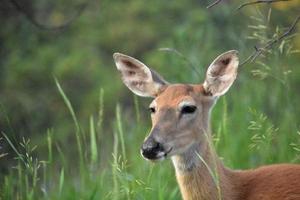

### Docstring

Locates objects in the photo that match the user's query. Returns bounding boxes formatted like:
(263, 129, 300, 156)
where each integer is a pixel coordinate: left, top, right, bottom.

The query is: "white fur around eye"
(178, 101, 196, 110)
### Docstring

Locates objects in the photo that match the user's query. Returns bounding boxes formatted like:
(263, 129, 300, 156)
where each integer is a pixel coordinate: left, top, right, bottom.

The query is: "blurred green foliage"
(0, 0, 300, 199)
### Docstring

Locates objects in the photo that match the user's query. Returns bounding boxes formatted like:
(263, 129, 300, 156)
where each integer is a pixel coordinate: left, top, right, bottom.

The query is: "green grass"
(2, 46, 300, 199)
(1, 8, 300, 199)
(1, 72, 300, 199)
(0, 80, 180, 200)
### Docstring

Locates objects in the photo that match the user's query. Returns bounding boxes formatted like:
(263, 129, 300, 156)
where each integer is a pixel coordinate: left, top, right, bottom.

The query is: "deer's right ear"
(113, 53, 168, 98)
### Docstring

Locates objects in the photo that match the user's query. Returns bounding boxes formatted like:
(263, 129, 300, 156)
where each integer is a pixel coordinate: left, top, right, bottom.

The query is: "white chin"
(144, 156, 166, 162)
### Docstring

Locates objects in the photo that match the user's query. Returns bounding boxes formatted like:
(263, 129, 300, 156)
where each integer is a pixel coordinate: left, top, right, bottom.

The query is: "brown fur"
(236, 164, 300, 200)
(175, 149, 300, 200)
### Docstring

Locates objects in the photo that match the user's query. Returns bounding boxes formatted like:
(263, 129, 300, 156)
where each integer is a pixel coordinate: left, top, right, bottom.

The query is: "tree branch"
(10, 0, 90, 31)
(158, 48, 202, 78)
(207, 0, 224, 9)
(239, 15, 300, 66)
(237, 0, 292, 10)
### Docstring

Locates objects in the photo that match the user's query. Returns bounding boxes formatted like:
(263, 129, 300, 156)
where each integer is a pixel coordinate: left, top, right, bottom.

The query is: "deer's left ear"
(203, 50, 239, 97)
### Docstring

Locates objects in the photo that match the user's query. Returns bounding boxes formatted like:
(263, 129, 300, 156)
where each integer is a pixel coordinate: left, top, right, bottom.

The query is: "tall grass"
(0, 78, 179, 199)
(1, 73, 300, 199)
(54, 78, 85, 176)
(1, 9, 300, 200)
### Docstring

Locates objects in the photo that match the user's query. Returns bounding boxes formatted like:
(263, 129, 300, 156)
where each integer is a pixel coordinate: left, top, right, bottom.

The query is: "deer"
(113, 50, 300, 200)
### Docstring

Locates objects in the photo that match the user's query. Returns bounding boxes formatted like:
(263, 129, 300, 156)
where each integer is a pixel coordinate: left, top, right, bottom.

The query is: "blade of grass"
(90, 116, 98, 165)
(196, 151, 222, 200)
(41, 161, 48, 198)
(17, 161, 23, 198)
(134, 95, 140, 124)
(2, 132, 25, 164)
(47, 129, 53, 163)
(55, 143, 67, 169)
(97, 88, 104, 136)
(204, 130, 222, 200)
(58, 168, 65, 197)
(116, 104, 126, 160)
(112, 131, 119, 200)
(54, 77, 84, 175)
(158, 48, 201, 78)
(115, 104, 131, 200)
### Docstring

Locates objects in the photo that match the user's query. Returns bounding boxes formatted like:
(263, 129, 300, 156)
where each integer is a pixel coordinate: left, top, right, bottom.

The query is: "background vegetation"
(0, 0, 300, 199)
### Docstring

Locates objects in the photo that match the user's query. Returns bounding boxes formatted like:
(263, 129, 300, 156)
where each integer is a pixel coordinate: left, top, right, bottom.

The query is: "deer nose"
(141, 137, 164, 160)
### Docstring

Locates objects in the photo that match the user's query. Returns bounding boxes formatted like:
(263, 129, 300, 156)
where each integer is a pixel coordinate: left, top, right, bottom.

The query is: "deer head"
(113, 50, 239, 161)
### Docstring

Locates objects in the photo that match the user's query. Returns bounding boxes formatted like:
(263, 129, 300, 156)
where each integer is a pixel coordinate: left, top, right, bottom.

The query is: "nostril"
(153, 142, 163, 151)
(143, 140, 161, 151)
(141, 138, 164, 159)
(153, 142, 159, 149)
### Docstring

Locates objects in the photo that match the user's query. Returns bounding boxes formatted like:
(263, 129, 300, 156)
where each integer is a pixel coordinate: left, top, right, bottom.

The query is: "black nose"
(141, 137, 164, 160)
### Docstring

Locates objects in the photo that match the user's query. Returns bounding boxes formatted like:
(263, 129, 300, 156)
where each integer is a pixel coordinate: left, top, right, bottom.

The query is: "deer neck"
(171, 103, 236, 200)
(172, 142, 230, 200)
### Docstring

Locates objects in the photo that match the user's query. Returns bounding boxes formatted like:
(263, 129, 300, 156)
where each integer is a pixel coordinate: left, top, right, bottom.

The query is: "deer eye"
(181, 105, 197, 114)
(149, 107, 156, 114)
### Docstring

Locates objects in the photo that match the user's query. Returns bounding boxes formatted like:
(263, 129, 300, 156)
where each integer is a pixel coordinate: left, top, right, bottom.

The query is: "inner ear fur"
(113, 53, 168, 97)
(203, 50, 239, 97)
